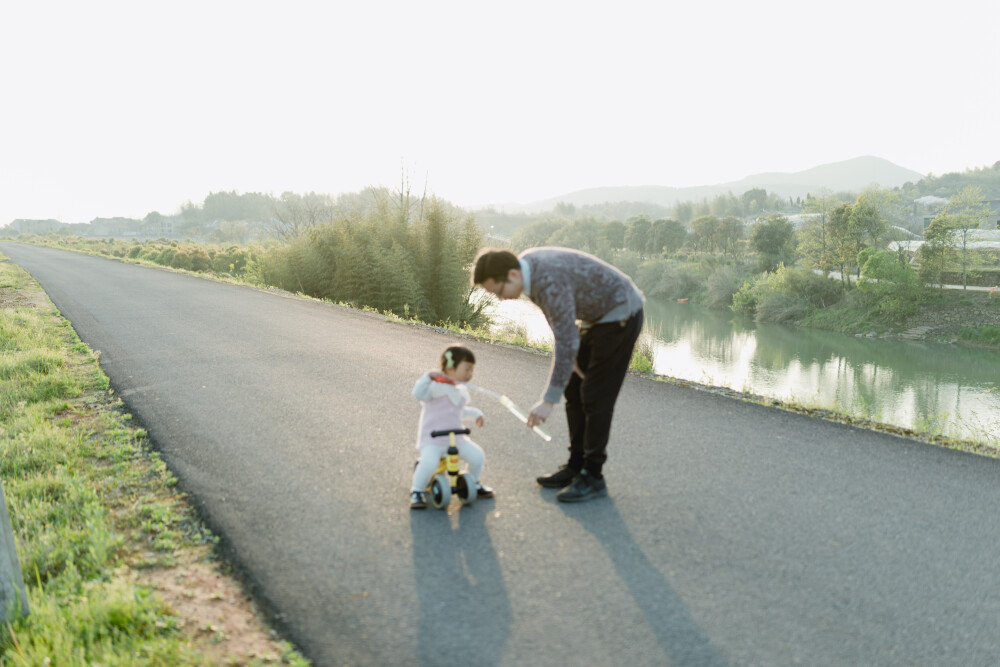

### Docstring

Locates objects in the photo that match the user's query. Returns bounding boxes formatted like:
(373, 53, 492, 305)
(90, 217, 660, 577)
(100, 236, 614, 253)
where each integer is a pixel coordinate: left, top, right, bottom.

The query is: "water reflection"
(487, 297, 1000, 443)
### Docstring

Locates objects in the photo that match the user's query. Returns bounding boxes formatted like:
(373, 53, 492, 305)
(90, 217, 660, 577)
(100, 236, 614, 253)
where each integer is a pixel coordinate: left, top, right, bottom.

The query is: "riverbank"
(855, 289, 1000, 346)
(898, 289, 1000, 344)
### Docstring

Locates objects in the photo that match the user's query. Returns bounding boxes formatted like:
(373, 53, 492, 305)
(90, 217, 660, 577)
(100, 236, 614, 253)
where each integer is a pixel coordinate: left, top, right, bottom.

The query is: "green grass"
(0, 256, 308, 665)
(959, 326, 1000, 346)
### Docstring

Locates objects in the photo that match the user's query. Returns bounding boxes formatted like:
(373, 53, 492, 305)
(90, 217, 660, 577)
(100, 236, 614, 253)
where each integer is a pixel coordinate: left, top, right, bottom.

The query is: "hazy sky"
(2, 0, 998, 224)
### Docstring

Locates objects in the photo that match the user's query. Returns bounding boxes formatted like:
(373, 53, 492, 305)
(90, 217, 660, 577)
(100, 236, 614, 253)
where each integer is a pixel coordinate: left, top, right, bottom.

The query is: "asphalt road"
(6, 242, 1000, 666)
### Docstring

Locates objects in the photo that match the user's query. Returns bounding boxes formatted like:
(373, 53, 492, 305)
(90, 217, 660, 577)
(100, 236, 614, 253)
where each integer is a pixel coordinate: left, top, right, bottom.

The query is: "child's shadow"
(557, 498, 729, 667)
(410, 505, 511, 667)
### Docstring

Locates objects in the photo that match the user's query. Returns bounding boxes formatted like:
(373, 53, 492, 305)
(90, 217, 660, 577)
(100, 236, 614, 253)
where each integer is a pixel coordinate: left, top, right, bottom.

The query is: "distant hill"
(505, 156, 925, 213)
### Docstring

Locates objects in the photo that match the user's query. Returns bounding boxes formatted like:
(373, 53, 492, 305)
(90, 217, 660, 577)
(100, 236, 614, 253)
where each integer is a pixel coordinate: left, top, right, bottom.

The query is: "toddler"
(410, 345, 493, 509)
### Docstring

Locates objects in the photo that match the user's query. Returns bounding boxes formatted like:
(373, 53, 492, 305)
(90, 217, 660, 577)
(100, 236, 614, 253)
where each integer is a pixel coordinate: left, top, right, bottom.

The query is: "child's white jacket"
(412, 372, 483, 449)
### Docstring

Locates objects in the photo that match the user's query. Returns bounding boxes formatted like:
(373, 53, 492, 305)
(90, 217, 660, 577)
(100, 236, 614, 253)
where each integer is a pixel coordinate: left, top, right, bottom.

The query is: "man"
(472, 247, 644, 502)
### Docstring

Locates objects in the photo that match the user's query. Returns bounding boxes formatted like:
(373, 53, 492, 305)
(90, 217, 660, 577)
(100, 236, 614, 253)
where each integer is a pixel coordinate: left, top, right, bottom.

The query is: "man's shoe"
(557, 471, 607, 503)
(410, 491, 427, 509)
(477, 483, 495, 498)
(536, 466, 578, 488)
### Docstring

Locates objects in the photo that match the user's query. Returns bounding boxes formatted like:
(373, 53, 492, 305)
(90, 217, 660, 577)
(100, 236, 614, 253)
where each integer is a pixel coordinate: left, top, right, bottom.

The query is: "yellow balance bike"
(426, 427, 478, 509)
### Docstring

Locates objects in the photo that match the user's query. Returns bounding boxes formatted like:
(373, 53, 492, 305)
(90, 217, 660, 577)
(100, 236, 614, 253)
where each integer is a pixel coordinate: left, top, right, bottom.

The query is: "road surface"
(5, 242, 1000, 666)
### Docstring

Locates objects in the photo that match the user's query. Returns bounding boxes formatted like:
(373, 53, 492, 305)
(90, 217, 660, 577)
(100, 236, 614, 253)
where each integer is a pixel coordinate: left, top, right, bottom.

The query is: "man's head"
(472, 248, 523, 300)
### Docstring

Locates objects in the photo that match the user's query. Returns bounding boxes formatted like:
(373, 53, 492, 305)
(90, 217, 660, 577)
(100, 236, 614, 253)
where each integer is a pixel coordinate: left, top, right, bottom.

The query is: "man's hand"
(573, 362, 586, 378)
(527, 400, 555, 428)
(475, 415, 485, 428)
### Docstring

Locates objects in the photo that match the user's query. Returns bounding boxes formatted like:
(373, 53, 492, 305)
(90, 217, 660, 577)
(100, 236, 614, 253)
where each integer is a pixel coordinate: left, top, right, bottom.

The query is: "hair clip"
(444, 350, 454, 368)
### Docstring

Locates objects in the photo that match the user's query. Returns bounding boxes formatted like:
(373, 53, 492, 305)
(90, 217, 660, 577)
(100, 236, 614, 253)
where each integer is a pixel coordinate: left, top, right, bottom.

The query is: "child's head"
(441, 345, 476, 382)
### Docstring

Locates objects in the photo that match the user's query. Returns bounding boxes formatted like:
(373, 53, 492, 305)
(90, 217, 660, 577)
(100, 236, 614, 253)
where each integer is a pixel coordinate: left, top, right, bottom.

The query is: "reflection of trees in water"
(643, 299, 1000, 438)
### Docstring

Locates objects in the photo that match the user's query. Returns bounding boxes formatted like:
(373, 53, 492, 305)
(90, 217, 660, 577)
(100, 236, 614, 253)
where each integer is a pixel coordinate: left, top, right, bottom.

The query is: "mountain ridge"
(500, 156, 925, 213)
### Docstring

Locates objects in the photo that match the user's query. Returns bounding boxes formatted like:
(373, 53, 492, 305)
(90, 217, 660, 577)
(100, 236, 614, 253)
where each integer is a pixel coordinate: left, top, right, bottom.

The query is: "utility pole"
(0, 479, 28, 622)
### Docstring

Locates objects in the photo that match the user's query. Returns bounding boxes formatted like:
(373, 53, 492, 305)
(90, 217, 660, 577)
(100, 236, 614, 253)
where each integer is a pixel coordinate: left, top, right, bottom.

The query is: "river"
(485, 295, 1000, 444)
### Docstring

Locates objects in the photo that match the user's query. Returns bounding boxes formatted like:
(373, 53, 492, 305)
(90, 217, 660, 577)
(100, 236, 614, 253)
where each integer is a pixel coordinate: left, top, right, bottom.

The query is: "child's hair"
(472, 248, 519, 285)
(441, 345, 475, 371)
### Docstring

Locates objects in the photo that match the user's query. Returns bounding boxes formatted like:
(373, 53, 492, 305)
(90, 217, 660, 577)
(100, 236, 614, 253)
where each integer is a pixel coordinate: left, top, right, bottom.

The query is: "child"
(410, 345, 494, 509)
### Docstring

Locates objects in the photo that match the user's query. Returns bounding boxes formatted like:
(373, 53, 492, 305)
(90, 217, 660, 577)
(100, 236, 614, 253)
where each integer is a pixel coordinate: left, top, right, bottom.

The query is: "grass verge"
(0, 255, 308, 665)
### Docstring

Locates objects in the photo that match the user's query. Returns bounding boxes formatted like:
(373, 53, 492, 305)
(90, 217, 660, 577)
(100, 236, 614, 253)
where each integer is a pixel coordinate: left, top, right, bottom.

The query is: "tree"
(547, 218, 604, 253)
(801, 190, 842, 272)
(936, 186, 991, 291)
(624, 216, 652, 253)
(742, 188, 768, 218)
(511, 220, 563, 250)
(717, 216, 744, 260)
(851, 191, 891, 248)
(553, 201, 576, 217)
(271, 191, 332, 240)
(650, 219, 687, 254)
(918, 215, 958, 290)
(822, 201, 887, 286)
(600, 221, 626, 250)
(674, 201, 693, 224)
(826, 203, 862, 286)
(142, 211, 167, 237)
(857, 185, 903, 235)
(750, 214, 795, 272)
(690, 215, 720, 252)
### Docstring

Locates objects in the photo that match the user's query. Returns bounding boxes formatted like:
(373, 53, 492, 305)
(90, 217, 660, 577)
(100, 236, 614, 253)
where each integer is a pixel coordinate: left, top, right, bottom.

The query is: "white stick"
(464, 384, 552, 442)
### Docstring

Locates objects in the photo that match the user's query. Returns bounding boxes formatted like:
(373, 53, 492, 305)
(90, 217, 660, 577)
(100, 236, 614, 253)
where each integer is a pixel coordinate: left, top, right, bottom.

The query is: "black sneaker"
(536, 466, 578, 488)
(557, 471, 607, 503)
(410, 491, 428, 509)
(477, 483, 495, 498)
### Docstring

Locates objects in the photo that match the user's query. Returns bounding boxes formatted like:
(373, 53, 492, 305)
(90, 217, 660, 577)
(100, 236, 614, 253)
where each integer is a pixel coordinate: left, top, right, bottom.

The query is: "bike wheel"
(430, 474, 451, 509)
(457, 473, 478, 505)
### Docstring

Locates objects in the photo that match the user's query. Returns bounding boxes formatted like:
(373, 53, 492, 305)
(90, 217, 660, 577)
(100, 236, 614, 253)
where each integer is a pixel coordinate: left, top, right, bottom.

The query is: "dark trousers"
(563, 309, 643, 478)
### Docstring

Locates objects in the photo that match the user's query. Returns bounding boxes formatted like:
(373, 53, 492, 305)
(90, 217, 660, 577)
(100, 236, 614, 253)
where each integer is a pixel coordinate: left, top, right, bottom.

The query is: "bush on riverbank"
(629, 254, 757, 309)
(732, 265, 844, 323)
(854, 249, 925, 321)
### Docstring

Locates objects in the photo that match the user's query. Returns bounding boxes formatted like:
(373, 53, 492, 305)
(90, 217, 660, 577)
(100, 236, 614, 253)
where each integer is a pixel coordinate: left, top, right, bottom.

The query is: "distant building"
(889, 229, 1000, 253)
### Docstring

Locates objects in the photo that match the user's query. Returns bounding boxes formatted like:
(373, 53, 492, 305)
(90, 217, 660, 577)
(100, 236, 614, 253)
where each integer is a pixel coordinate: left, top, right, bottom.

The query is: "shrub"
(857, 250, 923, 321)
(156, 248, 177, 266)
(731, 265, 843, 322)
(170, 250, 192, 271)
(635, 259, 704, 300)
(705, 265, 748, 309)
(188, 247, 212, 272)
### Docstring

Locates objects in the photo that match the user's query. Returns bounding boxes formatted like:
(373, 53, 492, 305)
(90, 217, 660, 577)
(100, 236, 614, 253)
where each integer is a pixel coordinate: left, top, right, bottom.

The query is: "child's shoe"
(410, 491, 428, 509)
(476, 483, 494, 499)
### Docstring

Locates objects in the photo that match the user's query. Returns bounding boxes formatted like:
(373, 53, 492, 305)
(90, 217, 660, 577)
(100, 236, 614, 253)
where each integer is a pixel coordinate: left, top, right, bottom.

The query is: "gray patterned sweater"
(519, 247, 645, 403)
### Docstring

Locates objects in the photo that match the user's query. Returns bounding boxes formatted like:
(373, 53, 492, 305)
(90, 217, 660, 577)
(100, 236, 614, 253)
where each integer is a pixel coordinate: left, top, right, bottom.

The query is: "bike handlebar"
(430, 428, 472, 438)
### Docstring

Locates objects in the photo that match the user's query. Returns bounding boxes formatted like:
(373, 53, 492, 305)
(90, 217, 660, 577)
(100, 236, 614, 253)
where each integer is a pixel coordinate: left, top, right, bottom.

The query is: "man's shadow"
(410, 504, 512, 667)
(557, 497, 729, 667)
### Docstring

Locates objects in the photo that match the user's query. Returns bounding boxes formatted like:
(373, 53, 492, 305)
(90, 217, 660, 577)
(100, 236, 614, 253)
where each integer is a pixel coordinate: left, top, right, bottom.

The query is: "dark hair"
(441, 345, 475, 371)
(472, 248, 519, 285)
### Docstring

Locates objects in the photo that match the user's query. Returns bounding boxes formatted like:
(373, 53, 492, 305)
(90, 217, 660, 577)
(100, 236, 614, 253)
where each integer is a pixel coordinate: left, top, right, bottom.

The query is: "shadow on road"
(557, 496, 730, 667)
(410, 504, 511, 667)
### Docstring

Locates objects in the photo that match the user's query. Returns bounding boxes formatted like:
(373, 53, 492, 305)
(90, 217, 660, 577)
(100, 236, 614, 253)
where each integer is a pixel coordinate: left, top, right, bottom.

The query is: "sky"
(2, 0, 998, 225)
